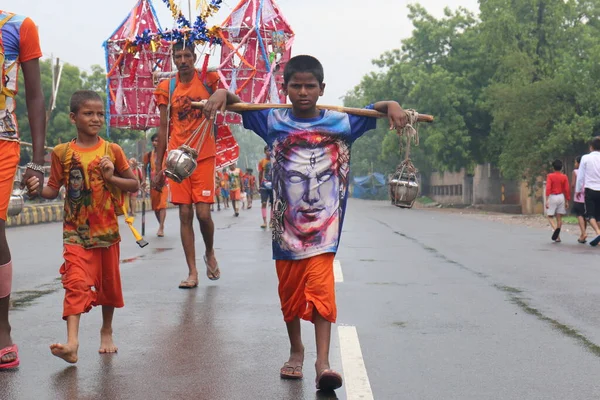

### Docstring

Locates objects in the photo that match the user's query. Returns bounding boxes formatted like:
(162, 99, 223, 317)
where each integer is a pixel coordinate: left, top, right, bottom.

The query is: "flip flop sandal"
(280, 362, 303, 379)
(0, 344, 20, 370)
(578, 238, 587, 244)
(178, 279, 198, 289)
(551, 228, 561, 241)
(204, 255, 220, 281)
(316, 369, 343, 391)
(590, 235, 600, 247)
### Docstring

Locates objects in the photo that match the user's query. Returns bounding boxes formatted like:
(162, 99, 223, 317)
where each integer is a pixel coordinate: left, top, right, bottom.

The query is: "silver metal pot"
(8, 187, 26, 217)
(390, 173, 419, 209)
(164, 145, 199, 183)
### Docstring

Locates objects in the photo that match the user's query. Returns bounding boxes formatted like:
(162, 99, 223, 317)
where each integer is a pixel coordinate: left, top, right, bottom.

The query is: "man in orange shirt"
(0, 11, 46, 370)
(153, 42, 220, 288)
(546, 159, 571, 242)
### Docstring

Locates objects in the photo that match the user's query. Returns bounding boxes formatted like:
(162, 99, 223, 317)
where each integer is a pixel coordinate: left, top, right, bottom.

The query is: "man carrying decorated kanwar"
(25, 90, 140, 364)
(143, 133, 168, 237)
(153, 41, 221, 288)
(0, 10, 46, 370)
(203, 55, 408, 392)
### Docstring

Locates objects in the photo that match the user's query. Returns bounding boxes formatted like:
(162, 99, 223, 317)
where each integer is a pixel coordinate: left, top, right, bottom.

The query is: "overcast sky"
(6, 0, 478, 105)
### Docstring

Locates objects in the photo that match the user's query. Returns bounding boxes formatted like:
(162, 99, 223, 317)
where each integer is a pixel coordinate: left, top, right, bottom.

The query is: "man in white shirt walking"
(576, 136, 600, 246)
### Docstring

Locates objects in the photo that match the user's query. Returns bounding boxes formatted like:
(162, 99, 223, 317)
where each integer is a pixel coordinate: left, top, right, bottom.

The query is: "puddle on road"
(392, 321, 407, 328)
(11, 281, 62, 310)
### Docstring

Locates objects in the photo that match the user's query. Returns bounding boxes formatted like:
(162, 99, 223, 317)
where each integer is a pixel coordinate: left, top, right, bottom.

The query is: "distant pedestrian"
(143, 134, 168, 237)
(25, 90, 140, 364)
(546, 159, 570, 242)
(576, 136, 600, 246)
(571, 155, 587, 243)
(228, 163, 242, 217)
(221, 168, 230, 209)
(246, 168, 256, 209)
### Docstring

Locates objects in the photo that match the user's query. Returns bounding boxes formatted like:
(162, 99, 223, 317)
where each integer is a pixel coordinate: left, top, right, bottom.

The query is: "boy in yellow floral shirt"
(26, 90, 139, 364)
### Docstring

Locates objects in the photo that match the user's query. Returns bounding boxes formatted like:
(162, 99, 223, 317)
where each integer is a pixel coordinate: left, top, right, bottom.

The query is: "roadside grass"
(562, 216, 579, 224)
(417, 196, 435, 205)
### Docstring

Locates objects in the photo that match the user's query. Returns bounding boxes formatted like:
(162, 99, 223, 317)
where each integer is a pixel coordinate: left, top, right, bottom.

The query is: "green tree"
(15, 61, 145, 153)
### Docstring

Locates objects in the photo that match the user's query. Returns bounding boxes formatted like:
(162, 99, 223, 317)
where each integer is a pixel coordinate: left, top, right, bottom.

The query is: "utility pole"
(45, 56, 63, 131)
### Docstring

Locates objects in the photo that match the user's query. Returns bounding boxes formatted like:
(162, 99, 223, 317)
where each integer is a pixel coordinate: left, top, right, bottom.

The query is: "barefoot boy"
(26, 90, 139, 363)
(204, 55, 408, 391)
(546, 159, 570, 242)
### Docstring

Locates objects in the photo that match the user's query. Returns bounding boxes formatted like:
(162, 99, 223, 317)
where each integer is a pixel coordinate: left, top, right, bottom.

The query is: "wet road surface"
(1, 199, 600, 399)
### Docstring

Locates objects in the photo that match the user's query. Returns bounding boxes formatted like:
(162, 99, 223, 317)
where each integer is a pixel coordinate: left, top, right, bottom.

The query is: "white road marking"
(333, 259, 344, 283)
(338, 325, 374, 400)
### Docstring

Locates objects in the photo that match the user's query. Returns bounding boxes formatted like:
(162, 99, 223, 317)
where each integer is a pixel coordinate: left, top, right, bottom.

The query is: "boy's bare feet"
(99, 328, 118, 353)
(280, 350, 304, 379)
(50, 343, 79, 364)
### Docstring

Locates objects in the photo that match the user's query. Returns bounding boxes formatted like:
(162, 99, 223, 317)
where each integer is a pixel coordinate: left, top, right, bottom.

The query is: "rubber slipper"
(0, 344, 20, 370)
(178, 279, 198, 289)
(280, 362, 303, 380)
(316, 369, 343, 391)
(578, 238, 587, 244)
(551, 228, 561, 241)
(203, 255, 220, 281)
(590, 235, 600, 247)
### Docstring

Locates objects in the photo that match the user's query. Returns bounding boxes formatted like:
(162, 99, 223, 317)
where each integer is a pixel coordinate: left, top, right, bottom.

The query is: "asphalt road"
(1, 199, 599, 400)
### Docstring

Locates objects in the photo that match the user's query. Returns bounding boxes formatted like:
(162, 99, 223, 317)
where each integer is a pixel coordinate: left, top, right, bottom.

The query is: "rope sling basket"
(390, 110, 420, 209)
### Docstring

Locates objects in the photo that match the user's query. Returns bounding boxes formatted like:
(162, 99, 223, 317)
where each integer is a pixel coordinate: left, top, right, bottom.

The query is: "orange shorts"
(276, 252, 337, 323)
(150, 186, 168, 210)
(168, 157, 215, 205)
(0, 140, 20, 221)
(230, 188, 241, 201)
(60, 243, 124, 319)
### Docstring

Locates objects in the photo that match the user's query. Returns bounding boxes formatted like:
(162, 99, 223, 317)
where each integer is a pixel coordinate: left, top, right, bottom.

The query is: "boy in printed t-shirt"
(546, 159, 570, 242)
(25, 91, 140, 364)
(204, 55, 408, 391)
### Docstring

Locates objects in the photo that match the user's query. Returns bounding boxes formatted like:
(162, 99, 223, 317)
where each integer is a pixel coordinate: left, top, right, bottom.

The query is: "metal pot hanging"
(164, 120, 214, 183)
(8, 186, 26, 217)
(389, 111, 421, 209)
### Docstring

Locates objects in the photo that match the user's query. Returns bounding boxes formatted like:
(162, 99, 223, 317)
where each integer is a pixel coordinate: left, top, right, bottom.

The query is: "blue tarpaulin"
(352, 173, 387, 198)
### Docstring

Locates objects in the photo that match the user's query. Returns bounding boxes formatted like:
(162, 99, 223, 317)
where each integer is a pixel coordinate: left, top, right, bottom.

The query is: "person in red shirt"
(546, 159, 571, 242)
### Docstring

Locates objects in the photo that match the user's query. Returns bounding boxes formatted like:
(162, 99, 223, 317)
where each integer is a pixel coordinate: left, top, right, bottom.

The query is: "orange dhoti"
(60, 243, 124, 320)
(0, 140, 20, 221)
(150, 186, 168, 210)
(275, 252, 337, 323)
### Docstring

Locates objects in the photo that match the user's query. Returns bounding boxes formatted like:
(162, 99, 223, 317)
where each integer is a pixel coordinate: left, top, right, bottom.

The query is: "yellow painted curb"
(6, 198, 174, 228)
